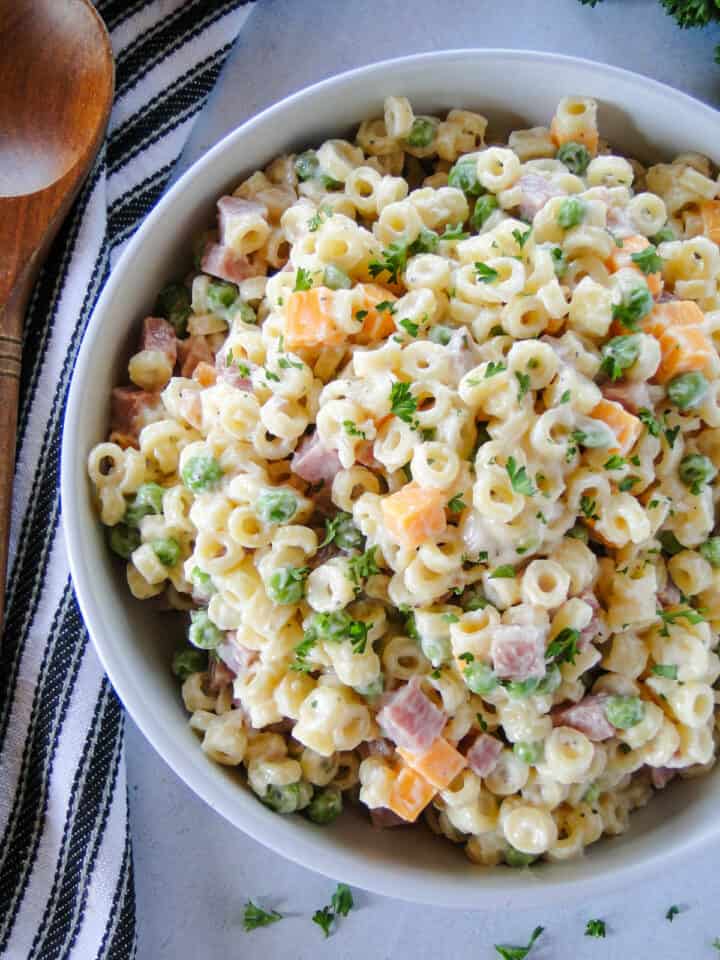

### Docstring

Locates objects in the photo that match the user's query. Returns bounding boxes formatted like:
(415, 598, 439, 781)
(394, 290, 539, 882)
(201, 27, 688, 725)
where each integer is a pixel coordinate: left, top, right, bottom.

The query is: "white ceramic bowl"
(62, 49, 720, 908)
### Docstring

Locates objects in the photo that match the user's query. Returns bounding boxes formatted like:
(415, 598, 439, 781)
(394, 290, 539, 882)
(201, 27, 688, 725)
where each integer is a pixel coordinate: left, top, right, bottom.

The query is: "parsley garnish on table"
(243, 901, 283, 932)
(585, 918, 606, 938)
(312, 883, 354, 938)
(494, 925, 544, 959)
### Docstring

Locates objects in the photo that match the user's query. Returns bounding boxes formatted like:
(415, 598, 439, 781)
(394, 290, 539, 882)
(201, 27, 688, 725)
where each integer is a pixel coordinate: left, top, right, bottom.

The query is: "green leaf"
(618, 475, 641, 492)
(638, 407, 661, 437)
(294, 267, 313, 291)
(485, 360, 507, 378)
(545, 627, 580, 664)
(666, 905, 680, 922)
(560, 389, 571, 404)
(343, 420, 366, 438)
(490, 564, 516, 579)
(580, 495, 598, 520)
(390, 381, 418, 424)
(331, 883, 354, 917)
(369, 241, 408, 283)
(347, 546, 381, 585)
(631, 244, 663, 274)
(312, 905, 334, 938)
(494, 925, 544, 960)
(611, 283, 653, 331)
(243, 901, 283, 932)
(585, 918, 606, 938)
(604, 454, 626, 470)
(399, 317, 419, 337)
(512, 227, 532, 249)
(447, 493, 466, 513)
(474, 261, 499, 282)
(652, 663, 678, 679)
(506, 456, 536, 496)
(515, 371, 531, 400)
(600, 335, 641, 381)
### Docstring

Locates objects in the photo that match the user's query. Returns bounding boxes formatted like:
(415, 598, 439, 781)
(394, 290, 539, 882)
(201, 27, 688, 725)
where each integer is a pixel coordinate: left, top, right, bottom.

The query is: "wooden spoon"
(0, 0, 114, 620)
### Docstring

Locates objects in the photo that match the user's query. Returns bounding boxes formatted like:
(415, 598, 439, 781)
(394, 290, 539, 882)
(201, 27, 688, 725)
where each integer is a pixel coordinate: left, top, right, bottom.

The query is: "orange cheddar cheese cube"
(655, 325, 714, 384)
(700, 200, 720, 244)
(607, 234, 663, 298)
(641, 299, 705, 339)
(386, 765, 436, 823)
(352, 283, 397, 345)
(550, 116, 599, 155)
(285, 287, 347, 350)
(591, 399, 642, 456)
(397, 738, 466, 791)
(381, 482, 447, 549)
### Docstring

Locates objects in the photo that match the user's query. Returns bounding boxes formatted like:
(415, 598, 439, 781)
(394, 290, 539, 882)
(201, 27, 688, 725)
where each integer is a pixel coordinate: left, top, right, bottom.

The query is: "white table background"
(127, 1, 720, 956)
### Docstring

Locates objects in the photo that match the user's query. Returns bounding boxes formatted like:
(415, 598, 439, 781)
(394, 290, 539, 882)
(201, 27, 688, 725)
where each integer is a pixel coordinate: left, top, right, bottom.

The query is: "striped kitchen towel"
(0, 1, 254, 956)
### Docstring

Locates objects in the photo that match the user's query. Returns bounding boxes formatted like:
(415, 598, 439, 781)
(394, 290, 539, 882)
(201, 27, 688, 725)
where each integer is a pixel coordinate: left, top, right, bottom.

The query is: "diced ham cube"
(139, 316, 177, 364)
(466, 733, 503, 778)
(577, 590, 603, 648)
(650, 766, 676, 790)
(377, 677, 446, 754)
(515, 174, 562, 221)
(217, 195, 268, 245)
(601, 380, 651, 415)
(201, 241, 256, 284)
(490, 625, 546, 681)
(206, 657, 235, 694)
(177, 335, 213, 378)
(658, 576, 681, 607)
(217, 639, 257, 676)
(552, 695, 614, 742)
(110, 386, 162, 442)
(291, 431, 342, 486)
(369, 807, 411, 829)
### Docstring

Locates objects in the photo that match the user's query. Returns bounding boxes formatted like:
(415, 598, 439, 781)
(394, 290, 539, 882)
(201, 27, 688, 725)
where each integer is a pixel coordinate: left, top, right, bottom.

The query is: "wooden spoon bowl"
(0, 0, 114, 620)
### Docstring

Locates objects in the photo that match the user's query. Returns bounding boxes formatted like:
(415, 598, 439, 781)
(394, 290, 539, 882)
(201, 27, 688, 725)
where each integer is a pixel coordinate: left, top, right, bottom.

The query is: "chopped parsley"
(604, 454, 626, 470)
(638, 407, 661, 437)
(631, 244, 663, 274)
(618, 475, 641, 492)
(485, 360, 507, 378)
(512, 227, 532, 249)
(515, 371, 531, 400)
(600, 335, 641, 381)
(550, 246, 567, 277)
(290, 635, 316, 672)
(347, 546, 380, 585)
(612, 283, 653, 331)
(506, 456, 536, 496)
(264, 369, 280, 382)
(442, 613, 460, 623)
(447, 493, 466, 513)
(312, 884, 354, 938)
(278, 356, 303, 370)
(390, 381, 418, 425)
(560, 389, 571, 404)
(294, 267, 313, 291)
(490, 564, 516, 579)
(546, 627, 580, 665)
(494, 925, 544, 960)
(369, 241, 407, 283)
(375, 300, 396, 314)
(343, 420, 366, 439)
(658, 607, 706, 636)
(474, 261, 499, 282)
(580, 495, 599, 520)
(243, 901, 283, 932)
(399, 317, 419, 337)
(666, 905, 680, 922)
(312, 906, 334, 938)
(652, 663, 678, 679)
(584, 919, 606, 939)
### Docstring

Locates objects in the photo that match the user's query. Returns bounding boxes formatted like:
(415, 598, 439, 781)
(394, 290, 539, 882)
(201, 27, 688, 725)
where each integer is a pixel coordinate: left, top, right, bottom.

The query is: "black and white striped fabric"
(0, 2, 254, 955)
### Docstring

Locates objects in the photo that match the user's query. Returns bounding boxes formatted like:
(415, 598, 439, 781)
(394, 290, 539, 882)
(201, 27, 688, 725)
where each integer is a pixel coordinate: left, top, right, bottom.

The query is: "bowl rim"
(62, 47, 720, 908)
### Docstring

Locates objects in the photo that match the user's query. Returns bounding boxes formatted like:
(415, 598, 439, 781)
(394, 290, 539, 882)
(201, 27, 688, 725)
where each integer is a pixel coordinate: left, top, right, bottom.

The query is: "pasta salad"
(87, 95, 720, 866)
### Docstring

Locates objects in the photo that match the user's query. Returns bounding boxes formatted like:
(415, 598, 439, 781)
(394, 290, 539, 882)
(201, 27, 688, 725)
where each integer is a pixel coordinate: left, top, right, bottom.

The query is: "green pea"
(305, 786, 343, 825)
(600, 334, 641, 381)
(513, 741, 544, 765)
(261, 781, 313, 813)
(124, 482, 165, 527)
(267, 566, 308, 605)
(471, 194, 498, 231)
(327, 513, 364, 551)
(658, 530, 684, 556)
(679, 453, 716, 495)
(536, 663, 562, 695)
(306, 611, 353, 643)
(323, 264, 352, 290)
(108, 524, 140, 560)
(188, 610, 223, 650)
(428, 324, 454, 346)
(181, 455, 223, 493)
(206, 280, 256, 325)
(154, 282, 191, 337)
(463, 661, 498, 695)
(255, 488, 298, 524)
(572, 421, 615, 448)
(667, 372, 708, 410)
(504, 845, 538, 868)
(447, 158, 483, 196)
(171, 647, 207, 681)
(458, 588, 488, 611)
(405, 117, 436, 148)
(557, 197, 586, 229)
(420, 634, 451, 668)
(605, 695, 645, 729)
(294, 150, 319, 182)
(191, 566, 215, 597)
(150, 537, 181, 567)
(556, 141, 591, 175)
(700, 537, 720, 568)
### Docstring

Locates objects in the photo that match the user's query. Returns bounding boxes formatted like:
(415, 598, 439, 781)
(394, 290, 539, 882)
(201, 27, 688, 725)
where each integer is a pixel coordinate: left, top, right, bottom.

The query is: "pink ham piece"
(369, 807, 411, 829)
(658, 577, 681, 607)
(552, 695, 614, 742)
(201, 241, 256, 284)
(578, 590, 603, 648)
(490, 625, 546, 681)
(650, 766, 676, 790)
(291, 432, 342, 486)
(601, 380, 651, 415)
(515, 174, 562, 222)
(139, 316, 177, 365)
(217, 639, 257, 676)
(214, 341, 253, 391)
(376, 677, 446, 754)
(110, 386, 162, 442)
(206, 657, 235, 694)
(217, 195, 268, 245)
(177, 335, 213, 378)
(466, 733, 503, 778)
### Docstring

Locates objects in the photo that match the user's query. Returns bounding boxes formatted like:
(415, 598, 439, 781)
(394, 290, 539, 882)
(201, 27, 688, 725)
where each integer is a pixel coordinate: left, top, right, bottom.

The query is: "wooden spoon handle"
(0, 283, 24, 623)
